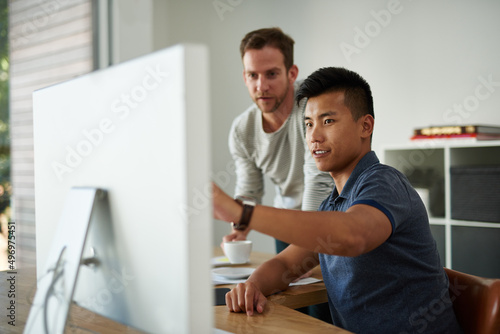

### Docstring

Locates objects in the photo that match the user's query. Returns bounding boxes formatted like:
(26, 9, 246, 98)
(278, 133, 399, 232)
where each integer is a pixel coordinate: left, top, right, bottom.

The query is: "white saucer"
(211, 267, 255, 280)
(212, 255, 250, 267)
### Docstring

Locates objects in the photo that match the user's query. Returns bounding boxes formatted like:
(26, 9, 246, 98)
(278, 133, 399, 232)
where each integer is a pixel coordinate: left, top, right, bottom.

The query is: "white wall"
(107, 0, 154, 64)
(116, 0, 500, 253)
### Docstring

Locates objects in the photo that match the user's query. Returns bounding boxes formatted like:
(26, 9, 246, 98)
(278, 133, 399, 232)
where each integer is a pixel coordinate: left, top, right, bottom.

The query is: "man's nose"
(256, 76, 269, 92)
(308, 125, 324, 144)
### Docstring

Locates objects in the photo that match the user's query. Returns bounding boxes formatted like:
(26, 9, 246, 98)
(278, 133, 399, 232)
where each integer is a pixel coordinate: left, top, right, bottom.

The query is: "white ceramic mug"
(223, 240, 252, 264)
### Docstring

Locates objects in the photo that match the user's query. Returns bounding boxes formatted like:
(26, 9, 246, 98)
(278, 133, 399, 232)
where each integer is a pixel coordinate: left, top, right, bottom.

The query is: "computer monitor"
(29, 44, 213, 333)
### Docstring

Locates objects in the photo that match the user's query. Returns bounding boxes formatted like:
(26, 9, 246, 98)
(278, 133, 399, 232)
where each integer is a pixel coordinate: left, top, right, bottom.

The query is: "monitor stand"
(24, 187, 106, 334)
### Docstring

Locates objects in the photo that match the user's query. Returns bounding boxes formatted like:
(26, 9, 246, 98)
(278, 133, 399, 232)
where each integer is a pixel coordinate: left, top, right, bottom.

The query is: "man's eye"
(325, 119, 334, 124)
(305, 122, 312, 127)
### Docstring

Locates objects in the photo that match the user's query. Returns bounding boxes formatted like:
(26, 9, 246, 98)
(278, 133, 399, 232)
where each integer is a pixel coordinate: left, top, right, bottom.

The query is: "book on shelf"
(411, 125, 500, 141)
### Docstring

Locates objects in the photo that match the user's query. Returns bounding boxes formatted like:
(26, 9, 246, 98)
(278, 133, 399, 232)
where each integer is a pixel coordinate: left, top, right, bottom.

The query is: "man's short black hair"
(296, 67, 374, 121)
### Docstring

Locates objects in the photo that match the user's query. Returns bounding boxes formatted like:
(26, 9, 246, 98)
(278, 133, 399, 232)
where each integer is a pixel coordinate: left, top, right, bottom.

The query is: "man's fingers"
(235, 283, 252, 314)
(225, 282, 265, 316)
(255, 293, 267, 314)
(225, 292, 234, 312)
(221, 234, 235, 250)
(226, 289, 241, 313)
(245, 287, 256, 315)
(223, 232, 246, 243)
(221, 232, 247, 251)
(222, 234, 235, 243)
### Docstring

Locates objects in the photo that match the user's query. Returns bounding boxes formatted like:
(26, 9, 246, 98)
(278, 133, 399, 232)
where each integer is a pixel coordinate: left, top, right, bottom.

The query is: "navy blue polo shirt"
(318, 151, 462, 334)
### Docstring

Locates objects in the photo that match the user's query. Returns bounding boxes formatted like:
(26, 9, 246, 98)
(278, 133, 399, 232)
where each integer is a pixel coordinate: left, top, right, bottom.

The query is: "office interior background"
(6, 0, 500, 268)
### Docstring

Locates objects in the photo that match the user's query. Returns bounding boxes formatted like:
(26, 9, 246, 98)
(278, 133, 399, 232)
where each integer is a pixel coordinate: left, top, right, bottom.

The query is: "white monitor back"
(33, 44, 213, 333)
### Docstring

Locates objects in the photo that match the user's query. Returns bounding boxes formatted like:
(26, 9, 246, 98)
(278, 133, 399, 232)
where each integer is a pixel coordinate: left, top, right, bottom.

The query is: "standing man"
(225, 27, 333, 253)
(213, 67, 462, 333)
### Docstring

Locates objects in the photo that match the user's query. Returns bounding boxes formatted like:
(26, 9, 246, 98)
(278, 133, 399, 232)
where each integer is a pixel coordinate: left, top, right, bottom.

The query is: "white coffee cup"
(223, 240, 253, 264)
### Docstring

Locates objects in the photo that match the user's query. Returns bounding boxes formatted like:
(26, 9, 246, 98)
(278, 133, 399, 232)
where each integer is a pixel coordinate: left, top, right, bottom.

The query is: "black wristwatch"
(232, 196, 256, 231)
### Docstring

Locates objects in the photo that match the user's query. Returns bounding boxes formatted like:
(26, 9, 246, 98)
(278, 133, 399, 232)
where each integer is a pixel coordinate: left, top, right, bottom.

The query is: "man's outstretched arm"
(213, 182, 392, 257)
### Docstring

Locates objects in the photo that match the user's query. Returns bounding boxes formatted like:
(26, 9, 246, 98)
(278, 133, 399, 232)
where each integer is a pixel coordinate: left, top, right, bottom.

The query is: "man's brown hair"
(240, 27, 295, 70)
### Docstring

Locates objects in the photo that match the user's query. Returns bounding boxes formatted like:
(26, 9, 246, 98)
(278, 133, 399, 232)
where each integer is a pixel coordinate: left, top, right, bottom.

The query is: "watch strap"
(232, 197, 255, 231)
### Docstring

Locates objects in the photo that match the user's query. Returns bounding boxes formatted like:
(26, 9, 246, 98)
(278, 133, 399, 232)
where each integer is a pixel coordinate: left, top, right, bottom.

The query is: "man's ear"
(288, 64, 299, 83)
(360, 114, 374, 139)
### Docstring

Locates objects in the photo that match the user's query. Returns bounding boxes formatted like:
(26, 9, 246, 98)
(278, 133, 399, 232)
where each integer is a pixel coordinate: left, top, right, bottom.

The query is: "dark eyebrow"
(267, 67, 281, 73)
(304, 111, 337, 121)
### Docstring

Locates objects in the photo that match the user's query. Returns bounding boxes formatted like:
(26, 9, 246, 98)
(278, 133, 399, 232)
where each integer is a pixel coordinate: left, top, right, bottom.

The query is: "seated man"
(212, 67, 462, 333)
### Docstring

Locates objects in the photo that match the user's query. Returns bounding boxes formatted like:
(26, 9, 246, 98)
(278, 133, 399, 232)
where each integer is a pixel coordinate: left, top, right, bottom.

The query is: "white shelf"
(382, 141, 500, 277)
(429, 219, 500, 229)
(449, 220, 500, 229)
(428, 218, 447, 225)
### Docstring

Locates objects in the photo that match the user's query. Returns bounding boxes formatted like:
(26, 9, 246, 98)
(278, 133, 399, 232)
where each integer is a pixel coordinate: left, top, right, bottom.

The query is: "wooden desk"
(0, 252, 350, 333)
(214, 302, 349, 334)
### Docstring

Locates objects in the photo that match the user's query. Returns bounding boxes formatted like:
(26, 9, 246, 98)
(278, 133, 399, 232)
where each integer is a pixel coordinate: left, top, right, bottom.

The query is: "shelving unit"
(382, 139, 500, 278)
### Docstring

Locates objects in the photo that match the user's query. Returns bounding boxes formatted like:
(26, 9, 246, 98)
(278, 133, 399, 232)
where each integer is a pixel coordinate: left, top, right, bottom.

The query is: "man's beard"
(257, 82, 290, 116)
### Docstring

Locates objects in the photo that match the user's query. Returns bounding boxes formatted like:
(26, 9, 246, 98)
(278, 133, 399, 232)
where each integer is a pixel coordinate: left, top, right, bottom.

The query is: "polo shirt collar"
(330, 151, 379, 202)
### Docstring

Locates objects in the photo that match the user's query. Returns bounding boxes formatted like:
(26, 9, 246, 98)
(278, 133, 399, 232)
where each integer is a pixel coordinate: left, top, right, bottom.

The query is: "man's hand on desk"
(226, 281, 267, 316)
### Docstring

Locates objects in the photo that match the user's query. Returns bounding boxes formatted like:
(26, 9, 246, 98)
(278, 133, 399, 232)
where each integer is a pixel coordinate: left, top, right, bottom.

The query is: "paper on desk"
(211, 256, 322, 286)
(212, 275, 322, 286)
(289, 277, 323, 286)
